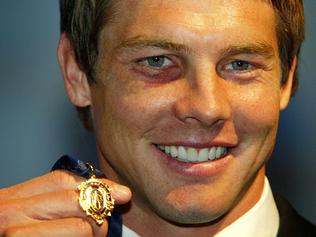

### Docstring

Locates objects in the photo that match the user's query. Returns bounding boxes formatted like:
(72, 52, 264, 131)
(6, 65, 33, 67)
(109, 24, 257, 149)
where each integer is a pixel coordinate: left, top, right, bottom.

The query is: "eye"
(219, 59, 262, 81)
(132, 55, 182, 82)
(142, 56, 172, 68)
(226, 60, 252, 71)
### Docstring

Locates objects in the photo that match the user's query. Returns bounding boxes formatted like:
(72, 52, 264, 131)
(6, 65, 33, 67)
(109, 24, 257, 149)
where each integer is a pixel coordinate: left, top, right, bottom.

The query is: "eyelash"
(219, 60, 262, 80)
(136, 56, 173, 69)
(221, 59, 259, 72)
(132, 55, 182, 81)
(225, 60, 252, 71)
(131, 54, 264, 83)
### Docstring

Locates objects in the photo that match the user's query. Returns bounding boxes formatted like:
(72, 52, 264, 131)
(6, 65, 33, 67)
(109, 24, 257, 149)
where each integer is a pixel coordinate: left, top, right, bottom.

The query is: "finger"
(3, 217, 108, 237)
(98, 178, 132, 204)
(0, 170, 82, 200)
(23, 188, 130, 219)
(1, 194, 108, 237)
(2, 187, 130, 228)
(90, 216, 109, 237)
(1, 170, 131, 202)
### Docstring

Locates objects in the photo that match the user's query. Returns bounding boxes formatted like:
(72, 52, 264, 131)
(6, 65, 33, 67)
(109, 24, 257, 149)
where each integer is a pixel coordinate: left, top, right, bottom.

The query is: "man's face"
(90, 0, 292, 223)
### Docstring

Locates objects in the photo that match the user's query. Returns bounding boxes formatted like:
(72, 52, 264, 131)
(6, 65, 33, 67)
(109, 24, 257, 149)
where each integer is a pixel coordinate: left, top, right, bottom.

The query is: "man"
(0, 0, 315, 236)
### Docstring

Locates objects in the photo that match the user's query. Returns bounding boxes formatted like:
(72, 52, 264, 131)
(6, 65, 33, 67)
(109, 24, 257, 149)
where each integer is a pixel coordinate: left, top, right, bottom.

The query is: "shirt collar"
(214, 177, 279, 237)
(122, 225, 140, 237)
(122, 177, 279, 237)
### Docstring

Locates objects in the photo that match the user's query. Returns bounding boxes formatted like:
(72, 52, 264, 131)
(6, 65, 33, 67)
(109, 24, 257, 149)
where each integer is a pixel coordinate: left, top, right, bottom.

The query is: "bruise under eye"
(133, 56, 182, 82)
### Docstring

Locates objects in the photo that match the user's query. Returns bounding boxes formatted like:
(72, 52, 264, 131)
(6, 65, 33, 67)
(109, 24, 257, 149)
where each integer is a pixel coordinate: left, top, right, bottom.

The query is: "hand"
(0, 170, 132, 237)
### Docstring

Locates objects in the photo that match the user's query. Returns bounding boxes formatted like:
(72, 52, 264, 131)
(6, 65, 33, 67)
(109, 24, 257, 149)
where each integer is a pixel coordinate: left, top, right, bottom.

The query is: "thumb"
(100, 179, 132, 204)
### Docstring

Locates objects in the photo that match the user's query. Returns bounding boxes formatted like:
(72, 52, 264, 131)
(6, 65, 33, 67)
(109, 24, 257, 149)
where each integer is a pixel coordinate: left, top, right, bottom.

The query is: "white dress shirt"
(122, 177, 279, 237)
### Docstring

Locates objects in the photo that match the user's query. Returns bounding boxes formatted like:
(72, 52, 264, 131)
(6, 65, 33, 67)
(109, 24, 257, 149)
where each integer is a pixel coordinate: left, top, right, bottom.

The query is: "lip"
(151, 143, 234, 177)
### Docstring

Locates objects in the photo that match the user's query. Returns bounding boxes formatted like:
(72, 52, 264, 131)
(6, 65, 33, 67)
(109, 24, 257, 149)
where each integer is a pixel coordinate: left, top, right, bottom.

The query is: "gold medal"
(78, 163, 115, 225)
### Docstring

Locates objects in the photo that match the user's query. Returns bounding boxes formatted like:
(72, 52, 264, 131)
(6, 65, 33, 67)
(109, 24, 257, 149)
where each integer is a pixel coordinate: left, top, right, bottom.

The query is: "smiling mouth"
(156, 145, 228, 163)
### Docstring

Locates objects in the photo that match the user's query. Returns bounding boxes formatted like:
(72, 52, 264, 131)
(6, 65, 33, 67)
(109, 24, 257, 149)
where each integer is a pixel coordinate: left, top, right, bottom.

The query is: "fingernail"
(113, 184, 131, 198)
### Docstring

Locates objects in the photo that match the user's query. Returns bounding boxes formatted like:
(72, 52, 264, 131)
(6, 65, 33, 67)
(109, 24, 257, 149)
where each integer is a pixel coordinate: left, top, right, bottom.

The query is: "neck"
(123, 167, 266, 237)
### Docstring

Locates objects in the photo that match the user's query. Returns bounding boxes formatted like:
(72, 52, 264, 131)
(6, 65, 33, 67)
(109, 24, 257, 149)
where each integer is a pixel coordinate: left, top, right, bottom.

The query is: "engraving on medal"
(78, 176, 115, 225)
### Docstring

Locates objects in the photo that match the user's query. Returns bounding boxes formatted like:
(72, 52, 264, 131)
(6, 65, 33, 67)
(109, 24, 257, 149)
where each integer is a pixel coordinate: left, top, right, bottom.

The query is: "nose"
(173, 70, 232, 127)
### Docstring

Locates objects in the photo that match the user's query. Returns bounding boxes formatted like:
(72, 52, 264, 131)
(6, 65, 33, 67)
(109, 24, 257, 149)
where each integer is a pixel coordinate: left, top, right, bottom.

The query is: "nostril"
(172, 96, 231, 127)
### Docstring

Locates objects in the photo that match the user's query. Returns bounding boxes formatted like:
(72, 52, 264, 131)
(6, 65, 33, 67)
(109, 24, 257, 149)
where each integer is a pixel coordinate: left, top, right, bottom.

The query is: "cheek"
(92, 78, 177, 140)
(232, 85, 281, 135)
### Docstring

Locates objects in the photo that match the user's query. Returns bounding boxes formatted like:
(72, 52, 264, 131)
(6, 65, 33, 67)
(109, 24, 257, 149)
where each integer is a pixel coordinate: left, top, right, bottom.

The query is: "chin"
(148, 190, 233, 225)
(154, 203, 228, 225)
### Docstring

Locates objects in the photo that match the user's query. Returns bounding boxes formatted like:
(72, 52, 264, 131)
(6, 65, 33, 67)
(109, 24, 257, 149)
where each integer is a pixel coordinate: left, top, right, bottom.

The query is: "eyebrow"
(115, 36, 191, 54)
(115, 36, 275, 59)
(219, 42, 275, 59)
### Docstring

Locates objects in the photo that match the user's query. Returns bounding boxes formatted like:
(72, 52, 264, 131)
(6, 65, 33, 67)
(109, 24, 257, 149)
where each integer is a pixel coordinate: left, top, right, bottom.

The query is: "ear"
(57, 33, 92, 107)
(279, 57, 297, 111)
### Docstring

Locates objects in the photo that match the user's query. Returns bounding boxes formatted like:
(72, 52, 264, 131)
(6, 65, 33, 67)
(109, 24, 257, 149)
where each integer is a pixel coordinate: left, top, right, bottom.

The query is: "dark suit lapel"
(274, 194, 316, 237)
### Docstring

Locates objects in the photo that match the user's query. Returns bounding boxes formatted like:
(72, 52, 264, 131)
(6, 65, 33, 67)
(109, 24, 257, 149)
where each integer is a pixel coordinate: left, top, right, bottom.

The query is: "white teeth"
(208, 147, 216, 161)
(170, 146, 178, 157)
(158, 145, 164, 151)
(215, 147, 224, 159)
(223, 147, 227, 156)
(165, 146, 171, 154)
(198, 148, 209, 162)
(157, 145, 228, 163)
(178, 146, 187, 161)
(187, 148, 198, 162)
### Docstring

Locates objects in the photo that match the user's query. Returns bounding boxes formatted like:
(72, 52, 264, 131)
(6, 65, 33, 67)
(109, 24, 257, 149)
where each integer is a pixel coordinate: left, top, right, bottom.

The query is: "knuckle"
(0, 201, 25, 235)
(49, 170, 80, 189)
(0, 188, 11, 200)
(3, 227, 24, 237)
(0, 201, 18, 230)
(0, 202, 9, 228)
(64, 189, 78, 204)
(94, 221, 109, 237)
(73, 218, 93, 236)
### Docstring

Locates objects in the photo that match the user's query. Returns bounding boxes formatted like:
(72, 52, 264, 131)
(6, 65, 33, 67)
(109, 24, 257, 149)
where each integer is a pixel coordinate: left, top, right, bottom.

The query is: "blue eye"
(141, 56, 173, 69)
(133, 54, 182, 81)
(230, 60, 251, 71)
(147, 56, 166, 67)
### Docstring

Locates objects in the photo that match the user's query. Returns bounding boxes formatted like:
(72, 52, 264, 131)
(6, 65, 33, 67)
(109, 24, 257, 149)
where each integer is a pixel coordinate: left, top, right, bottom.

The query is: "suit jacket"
(275, 194, 316, 237)
(52, 155, 316, 237)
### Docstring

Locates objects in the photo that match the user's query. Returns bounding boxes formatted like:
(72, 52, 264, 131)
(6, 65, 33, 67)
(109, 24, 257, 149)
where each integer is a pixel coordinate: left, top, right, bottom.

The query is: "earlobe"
(280, 57, 297, 111)
(57, 33, 92, 107)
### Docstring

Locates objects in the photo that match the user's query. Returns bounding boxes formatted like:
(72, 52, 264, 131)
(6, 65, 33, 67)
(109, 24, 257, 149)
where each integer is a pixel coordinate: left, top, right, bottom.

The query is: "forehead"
(99, 0, 277, 55)
(115, 0, 275, 27)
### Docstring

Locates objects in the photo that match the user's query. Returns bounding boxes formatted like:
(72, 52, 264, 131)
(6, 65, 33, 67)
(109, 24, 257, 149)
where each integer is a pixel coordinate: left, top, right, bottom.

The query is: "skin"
(0, 0, 297, 236)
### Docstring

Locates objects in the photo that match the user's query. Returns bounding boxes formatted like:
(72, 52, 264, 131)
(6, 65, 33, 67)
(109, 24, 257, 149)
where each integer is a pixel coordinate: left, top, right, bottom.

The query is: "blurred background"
(0, 0, 315, 224)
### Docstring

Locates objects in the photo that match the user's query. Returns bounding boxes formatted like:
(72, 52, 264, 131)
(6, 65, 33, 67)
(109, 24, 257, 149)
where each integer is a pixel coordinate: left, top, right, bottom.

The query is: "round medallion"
(78, 176, 115, 225)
